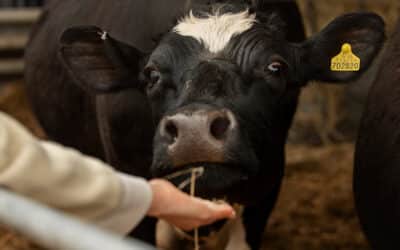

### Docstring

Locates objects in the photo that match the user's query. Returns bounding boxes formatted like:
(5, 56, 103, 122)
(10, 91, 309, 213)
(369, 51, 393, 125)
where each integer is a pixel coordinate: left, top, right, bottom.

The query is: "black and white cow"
(25, 0, 384, 249)
(354, 19, 400, 250)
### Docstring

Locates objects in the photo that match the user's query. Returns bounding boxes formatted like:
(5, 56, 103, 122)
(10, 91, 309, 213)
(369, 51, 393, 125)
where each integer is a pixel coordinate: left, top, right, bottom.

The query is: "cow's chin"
(159, 162, 248, 237)
(158, 162, 250, 204)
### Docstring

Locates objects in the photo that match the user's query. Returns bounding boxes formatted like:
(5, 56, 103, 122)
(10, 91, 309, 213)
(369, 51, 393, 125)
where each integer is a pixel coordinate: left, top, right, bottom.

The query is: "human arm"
(0, 111, 151, 234)
(0, 112, 234, 234)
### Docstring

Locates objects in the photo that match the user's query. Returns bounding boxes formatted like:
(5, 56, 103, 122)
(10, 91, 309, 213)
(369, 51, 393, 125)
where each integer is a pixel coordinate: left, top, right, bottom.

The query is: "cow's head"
(59, 4, 384, 204)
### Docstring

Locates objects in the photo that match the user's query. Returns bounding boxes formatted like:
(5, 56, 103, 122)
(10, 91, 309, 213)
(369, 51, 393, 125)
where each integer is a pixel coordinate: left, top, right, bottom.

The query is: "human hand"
(147, 179, 235, 231)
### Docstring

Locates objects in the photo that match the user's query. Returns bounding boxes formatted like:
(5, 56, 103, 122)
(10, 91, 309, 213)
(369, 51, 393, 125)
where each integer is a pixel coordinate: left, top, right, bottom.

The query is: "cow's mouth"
(158, 162, 249, 202)
(158, 162, 245, 238)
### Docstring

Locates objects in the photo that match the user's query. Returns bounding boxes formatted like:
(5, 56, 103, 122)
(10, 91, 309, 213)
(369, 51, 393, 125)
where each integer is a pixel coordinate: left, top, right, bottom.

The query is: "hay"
(0, 226, 43, 250)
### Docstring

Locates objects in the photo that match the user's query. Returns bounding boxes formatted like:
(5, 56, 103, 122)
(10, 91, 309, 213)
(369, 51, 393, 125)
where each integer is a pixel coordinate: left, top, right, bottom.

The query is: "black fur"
(354, 19, 400, 250)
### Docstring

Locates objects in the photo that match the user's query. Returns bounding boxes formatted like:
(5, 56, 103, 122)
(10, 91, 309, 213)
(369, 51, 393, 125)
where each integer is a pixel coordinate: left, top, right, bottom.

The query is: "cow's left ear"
(59, 26, 147, 93)
(299, 12, 385, 83)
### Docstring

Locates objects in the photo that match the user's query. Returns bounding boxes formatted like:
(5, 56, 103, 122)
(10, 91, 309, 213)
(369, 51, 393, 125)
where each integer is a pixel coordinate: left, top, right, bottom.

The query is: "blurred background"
(0, 0, 398, 249)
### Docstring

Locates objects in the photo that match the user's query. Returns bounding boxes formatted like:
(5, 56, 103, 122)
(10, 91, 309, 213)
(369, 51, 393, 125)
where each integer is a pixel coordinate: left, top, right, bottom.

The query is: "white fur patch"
(174, 10, 256, 53)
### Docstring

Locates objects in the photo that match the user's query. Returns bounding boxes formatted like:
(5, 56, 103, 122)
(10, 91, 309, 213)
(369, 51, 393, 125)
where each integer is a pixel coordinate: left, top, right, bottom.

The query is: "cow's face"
(59, 8, 384, 204)
(146, 9, 303, 202)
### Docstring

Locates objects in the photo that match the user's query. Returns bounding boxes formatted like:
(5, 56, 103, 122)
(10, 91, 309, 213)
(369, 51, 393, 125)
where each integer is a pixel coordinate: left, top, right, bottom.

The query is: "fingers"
(165, 202, 235, 231)
(202, 200, 236, 220)
(190, 198, 235, 221)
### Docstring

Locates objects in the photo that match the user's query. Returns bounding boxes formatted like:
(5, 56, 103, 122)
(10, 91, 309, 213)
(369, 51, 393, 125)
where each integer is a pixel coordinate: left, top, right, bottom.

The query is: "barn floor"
(264, 144, 369, 250)
(0, 82, 369, 250)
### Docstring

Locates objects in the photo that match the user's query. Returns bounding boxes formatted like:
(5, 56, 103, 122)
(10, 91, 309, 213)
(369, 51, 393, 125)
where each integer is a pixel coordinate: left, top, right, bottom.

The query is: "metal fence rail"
(0, 189, 157, 250)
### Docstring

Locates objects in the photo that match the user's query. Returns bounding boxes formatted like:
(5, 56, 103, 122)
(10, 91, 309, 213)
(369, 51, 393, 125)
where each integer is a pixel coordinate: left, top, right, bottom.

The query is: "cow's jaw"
(156, 205, 251, 250)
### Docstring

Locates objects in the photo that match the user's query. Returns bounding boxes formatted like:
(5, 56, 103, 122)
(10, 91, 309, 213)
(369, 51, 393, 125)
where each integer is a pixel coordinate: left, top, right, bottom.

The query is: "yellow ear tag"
(330, 43, 360, 72)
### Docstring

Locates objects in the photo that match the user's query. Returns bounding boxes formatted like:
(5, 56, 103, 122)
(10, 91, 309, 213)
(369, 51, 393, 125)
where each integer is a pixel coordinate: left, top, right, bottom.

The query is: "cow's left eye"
(266, 62, 283, 73)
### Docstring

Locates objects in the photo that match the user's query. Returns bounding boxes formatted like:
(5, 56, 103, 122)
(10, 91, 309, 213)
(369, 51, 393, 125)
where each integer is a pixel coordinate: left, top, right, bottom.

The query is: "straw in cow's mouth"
(163, 167, 203, 250)
(162, 166, 237, 250)
(163, 166, 204, 190)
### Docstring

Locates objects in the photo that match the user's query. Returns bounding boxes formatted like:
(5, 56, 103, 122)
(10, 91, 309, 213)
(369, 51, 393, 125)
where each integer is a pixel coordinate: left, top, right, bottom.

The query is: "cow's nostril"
(165, 120, 178, 140)
(210, 116, 231, 140)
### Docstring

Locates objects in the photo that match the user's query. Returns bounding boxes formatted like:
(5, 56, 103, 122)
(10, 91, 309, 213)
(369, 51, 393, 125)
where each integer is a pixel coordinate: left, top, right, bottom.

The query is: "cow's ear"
(300, 12, 385, 83)
(59, 26, 146, 93)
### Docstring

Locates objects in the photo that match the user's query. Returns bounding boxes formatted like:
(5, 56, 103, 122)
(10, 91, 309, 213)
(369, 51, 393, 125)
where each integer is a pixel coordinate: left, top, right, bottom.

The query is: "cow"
(354, 19, 400, 250)
(24, 0, 385, 249)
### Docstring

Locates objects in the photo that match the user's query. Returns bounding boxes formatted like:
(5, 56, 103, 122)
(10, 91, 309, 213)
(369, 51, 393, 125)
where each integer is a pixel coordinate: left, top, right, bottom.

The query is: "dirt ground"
(264, 144, 368, 250)
(0, 82, 369, 249)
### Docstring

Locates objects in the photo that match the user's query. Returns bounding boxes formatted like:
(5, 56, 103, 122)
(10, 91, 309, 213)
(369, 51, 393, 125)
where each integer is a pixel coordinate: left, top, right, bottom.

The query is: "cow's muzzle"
(157, 109, 237, 167)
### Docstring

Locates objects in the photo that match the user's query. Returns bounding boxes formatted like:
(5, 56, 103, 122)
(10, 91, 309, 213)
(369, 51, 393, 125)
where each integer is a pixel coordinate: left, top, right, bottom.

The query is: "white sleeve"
(0, 111, 152, 234)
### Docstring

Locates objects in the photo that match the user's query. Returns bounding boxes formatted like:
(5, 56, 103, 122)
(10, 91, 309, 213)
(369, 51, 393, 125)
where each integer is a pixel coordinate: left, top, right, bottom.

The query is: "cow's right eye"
(149, 70, 161, 84)
(144, 66, 162, 89)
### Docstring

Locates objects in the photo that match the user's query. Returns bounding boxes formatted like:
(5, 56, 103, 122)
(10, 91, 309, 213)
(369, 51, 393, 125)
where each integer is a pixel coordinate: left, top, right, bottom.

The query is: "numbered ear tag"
(330, 43, 360, 72)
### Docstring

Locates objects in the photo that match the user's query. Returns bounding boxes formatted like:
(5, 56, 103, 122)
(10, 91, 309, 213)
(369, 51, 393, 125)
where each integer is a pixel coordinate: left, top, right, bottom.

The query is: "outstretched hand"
(147, 179, 235, 231)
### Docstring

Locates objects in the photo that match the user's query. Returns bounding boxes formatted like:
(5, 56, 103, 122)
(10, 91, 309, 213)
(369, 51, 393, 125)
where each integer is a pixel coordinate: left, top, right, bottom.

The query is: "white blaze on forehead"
(174, 10, 256, 53)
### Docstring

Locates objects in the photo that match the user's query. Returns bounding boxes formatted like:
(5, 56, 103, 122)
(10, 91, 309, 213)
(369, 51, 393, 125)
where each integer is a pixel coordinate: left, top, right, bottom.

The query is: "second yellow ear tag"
(330, 43, 360, 72)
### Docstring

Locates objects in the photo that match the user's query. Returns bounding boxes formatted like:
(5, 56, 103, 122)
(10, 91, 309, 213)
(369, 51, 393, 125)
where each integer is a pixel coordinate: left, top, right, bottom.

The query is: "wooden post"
(305, 0, 318, 34)
(0, 8, 41, 79)
(358, 0, 367, 11)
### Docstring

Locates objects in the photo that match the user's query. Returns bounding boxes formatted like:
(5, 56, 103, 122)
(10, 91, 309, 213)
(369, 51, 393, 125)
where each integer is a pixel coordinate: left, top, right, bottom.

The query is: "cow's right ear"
(59, 26, 146, 93)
